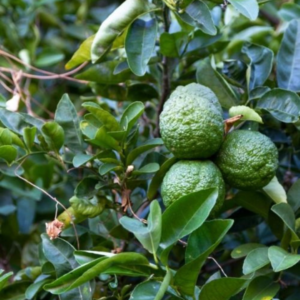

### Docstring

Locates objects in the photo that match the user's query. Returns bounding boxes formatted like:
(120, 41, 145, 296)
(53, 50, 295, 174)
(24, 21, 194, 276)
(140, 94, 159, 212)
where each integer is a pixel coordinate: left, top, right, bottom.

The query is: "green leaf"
(271, 203, 298, 241)
(288, 179, 300, 212)
(160, 32, 189, 58)
(44, 253, 150, 294)
(242, 43, 274, 90)
(232, 191, 271, 219)
(199, 277, 247, 300)
(0, 271, 13, 291)
(174, 219, 233, 296)
(196, 58, 238, 109)
(155, 267, 172, 300)
(55, 94, 83, 153)
(181, 0, 217, 35)
(120, 101, 144, 134)
(242, 248, 270, 275)
(277, 20, 300, 92)
(88, 126, 120, 151)
(268, 246, 300, 272)
(126, 138, 164, 165)
(0, 129, 12, 146)
(147, 157, 177, 200)
(65, 34, 94, 69)
(132, 163, 160, 175)
(256, 89, 300, 123)
(23, 127, 36, 151)
(231, 244, 266, 259)
(230, 0, 259, 20)
(129, 281, 161, 300)
(91, 0, 151, 62)
(278, 3, 300, 21)
(120, 200, 162, 254)
(242, 276, 280, 300)
(0, 145, 17, 165)
(99, 163, 120, 175)
(76, 61, 132, 84)
(35, 50, 64, 67)
(263, 176, 287, 204)
(126, 17, 157, 76)
(127, 83, 159, 102)
(73, 154, 93, 168)
(229, 105, 263, 124)
(41, 121, 64, 152)
(82, 104, 120, 132)
(25, 278, 52, 300)
(91, 83, 127, 102)
(159, 188, 218, 264)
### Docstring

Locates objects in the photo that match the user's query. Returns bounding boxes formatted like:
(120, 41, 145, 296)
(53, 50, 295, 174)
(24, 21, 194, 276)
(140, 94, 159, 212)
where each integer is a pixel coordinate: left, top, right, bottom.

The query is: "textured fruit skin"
(215, 130, 278, 190)
(160, 83, 224, 159)
(161, 160, 225, 214)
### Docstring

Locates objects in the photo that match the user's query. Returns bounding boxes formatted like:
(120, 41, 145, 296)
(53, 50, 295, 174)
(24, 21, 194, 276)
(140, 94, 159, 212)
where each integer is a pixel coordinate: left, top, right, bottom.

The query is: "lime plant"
(1, 0, 300, 300)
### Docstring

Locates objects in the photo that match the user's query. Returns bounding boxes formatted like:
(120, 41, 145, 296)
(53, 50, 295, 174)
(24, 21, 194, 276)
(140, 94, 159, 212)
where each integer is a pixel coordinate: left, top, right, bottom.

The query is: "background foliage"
(1, 0, 300, 299)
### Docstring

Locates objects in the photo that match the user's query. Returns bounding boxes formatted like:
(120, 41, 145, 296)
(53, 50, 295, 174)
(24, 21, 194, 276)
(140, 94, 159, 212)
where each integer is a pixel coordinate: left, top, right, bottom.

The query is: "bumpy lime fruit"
(159, 83, 224, 159)
(215, 130, 278, 190)
(161, 160, 225, 214)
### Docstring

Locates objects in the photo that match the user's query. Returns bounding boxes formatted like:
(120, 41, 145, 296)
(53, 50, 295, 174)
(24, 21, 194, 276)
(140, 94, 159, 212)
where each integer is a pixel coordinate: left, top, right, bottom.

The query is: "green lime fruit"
(159, 83, 224, 159)
(215, 130, 278, 190)
(161, 160, 225, 214)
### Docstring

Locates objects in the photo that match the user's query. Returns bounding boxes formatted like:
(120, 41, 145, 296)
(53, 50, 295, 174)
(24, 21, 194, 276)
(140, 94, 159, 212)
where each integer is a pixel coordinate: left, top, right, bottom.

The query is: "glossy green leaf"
(147, 157, 177, 200)
(231, 244, 266, 259)
(277, 20, 300, 92)
(73, 154, 93, 168)
(232, 191, 271, 219)
(88, 126, 120, 151)
(181, 0, 217, 35)
(120, 200, 162, 254)
(0, 145, 17, 165)
(25, 277, 52, 300)
(55, 94, 83, 153)
(41, 121, 64, 152)
(271, 203, 296, 234)
(155, 267, 172, 300)
(23, 127, 36, 151)
(242, 276, 280, 300)
(256, 89, 300, 123)
(127, 83, 158, 102)
(174, 219, 233, 296)
(65, 34, 94, 69)
(76, 61, 132, 84)
(0, 129, 12, 145)
(288, 179, 300, 212)
(229, 105, 263, 123)
(44, 253, 149, 294)
(278, 3, 300, 21)
(126, 138, 164, 165)
(268, 246, 300, 272)
(230, 0, 259, 20)
(91, 83, 127, 101)
(160, 32, 189, 58)
(82, 104, 120, 132)
(242, 43, 274, 90)
(0, 271, 13, 291)
(159, 188, 218, 263)
(196, 58, 238, 109)
(35, 51, 65, 67)
(99, 163, 120, 175)
(199, 277, 247, 300)
(242, 248, 270, 275)
(91, 0, 151, 62)
(129, 281, 161, 300)
(132, 163, 160, 175)
(120, 101, 144, 134)
(126, 17, 157, 76)
(263, 176, 287, 204)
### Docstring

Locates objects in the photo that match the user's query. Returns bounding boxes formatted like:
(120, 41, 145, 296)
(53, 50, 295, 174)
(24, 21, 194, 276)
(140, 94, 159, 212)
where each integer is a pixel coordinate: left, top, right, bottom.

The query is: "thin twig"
(208, 256, 228, 277)
(14, 157, 80, 249)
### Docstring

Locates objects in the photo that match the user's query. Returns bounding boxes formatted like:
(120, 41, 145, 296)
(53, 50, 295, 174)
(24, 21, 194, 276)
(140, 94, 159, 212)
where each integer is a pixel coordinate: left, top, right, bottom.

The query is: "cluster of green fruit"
(159, 83, 278, 214)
